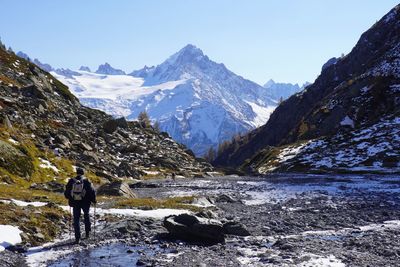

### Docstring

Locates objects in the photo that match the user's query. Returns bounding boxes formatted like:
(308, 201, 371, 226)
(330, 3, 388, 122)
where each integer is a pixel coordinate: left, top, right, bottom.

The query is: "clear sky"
(0, 0, 398, 85)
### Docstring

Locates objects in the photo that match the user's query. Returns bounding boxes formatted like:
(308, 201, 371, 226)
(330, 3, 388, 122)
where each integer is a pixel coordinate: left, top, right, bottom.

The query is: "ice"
(0, 225, 22, 252)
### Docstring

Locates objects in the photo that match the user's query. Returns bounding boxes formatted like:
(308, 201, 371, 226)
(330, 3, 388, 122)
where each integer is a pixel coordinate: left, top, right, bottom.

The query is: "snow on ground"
(340, 115, 355, 128)
(60, 206, 191, 220)
(38, 158, 59, 173)
(245, 101, 276, 127)
(0, 225, 22, 252)
(236, 246, 272, 265)
(0, 199, 47, 207)
(258, 116, 400, 173)
(299, 254, 345, 267)
(142, 170, 160, 176)
(7, 138, 19, 145)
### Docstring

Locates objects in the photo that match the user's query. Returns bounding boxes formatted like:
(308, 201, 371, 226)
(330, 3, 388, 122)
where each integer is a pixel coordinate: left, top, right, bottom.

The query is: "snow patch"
(299, 254, 345, 267)
(39, 158, 59, 173)
(340, 116, 354, 128)
(0, 199, 47, 207)
(60, 206, 191, 219)
(0, 225, 22, 252)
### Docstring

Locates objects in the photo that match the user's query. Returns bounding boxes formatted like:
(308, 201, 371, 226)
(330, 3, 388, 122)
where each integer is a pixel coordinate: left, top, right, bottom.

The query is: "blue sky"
(1, 0, 398, 84)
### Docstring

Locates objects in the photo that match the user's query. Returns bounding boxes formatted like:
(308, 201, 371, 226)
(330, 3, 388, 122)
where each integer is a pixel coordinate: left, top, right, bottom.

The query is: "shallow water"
(48, 243, 168, 267)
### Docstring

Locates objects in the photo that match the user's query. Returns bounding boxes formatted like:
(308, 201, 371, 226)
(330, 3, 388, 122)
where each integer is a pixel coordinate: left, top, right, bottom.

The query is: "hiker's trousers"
(73, 204, 91, 240)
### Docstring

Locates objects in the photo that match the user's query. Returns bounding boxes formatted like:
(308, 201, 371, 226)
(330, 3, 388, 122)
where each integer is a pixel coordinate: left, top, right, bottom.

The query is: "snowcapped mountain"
(263, 79, 310, 101)
(95, 63, 126, 75)
(50, 44, 277, 156)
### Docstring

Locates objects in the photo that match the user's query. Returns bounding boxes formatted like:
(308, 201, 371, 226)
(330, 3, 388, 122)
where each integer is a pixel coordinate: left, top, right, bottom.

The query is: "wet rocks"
(163, 214, 225, 243)
(97, 181, 137, 198)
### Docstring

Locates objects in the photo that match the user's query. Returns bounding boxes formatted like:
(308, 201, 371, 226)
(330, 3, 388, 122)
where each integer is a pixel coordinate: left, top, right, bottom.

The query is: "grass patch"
(113, 196, 201, 212)
(0, 202, 68, 246)
(0, 184, 67, 205)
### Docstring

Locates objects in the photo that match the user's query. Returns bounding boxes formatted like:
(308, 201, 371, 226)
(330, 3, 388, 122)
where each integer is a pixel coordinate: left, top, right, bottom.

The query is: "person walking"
(64, 167, 96, 244)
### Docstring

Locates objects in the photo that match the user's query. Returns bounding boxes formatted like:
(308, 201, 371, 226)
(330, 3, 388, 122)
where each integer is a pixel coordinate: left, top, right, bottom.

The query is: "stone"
(223, 221, 250, 236)
(54, 134, 71, 148)
(103, 117, 128, 134)
(97, 181, 137, 198)
(215, 194, 238, 203)
(4, 115, 12, 129)
(163, 214, 225, 243)
(102, 219, 141, 235)
(0, 140, 33, 177)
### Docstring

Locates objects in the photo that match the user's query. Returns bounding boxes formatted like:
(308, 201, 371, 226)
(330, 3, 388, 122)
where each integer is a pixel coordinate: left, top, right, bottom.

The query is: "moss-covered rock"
(0, 140, 34, 177)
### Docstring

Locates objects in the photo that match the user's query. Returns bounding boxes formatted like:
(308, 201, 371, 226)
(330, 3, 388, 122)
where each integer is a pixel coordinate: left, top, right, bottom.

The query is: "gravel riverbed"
(3, 174, 400, 267)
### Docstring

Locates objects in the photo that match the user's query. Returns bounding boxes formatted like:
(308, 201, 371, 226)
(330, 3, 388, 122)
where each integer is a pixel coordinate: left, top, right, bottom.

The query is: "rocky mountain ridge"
(214, 4, 400, 174)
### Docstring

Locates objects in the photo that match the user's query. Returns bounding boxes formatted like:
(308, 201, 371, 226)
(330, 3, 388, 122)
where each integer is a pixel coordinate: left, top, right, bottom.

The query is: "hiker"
(64, 167, 96, 244)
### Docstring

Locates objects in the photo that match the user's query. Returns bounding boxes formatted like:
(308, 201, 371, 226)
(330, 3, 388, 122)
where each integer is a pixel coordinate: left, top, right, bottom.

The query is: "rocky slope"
(0, 43, 213, 186)
(49, 45, 277, 156)
(214, 4, 400, 174)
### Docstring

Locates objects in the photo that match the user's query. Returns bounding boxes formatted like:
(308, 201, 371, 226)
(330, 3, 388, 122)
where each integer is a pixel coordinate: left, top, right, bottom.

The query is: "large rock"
(0, 140, 33, 177)
(103, 117, 128, 134)
(97, 181, 137, 198)
(163, 214, 224, 243)
(223, 221, 250, 236)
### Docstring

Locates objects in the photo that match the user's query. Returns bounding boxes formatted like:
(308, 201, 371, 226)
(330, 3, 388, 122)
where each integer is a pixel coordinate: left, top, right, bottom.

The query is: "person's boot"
(74, 238, 80, 245)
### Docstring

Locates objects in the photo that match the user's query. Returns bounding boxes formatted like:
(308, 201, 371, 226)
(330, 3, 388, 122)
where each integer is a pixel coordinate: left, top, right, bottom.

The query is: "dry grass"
(0, 184, 67, 204)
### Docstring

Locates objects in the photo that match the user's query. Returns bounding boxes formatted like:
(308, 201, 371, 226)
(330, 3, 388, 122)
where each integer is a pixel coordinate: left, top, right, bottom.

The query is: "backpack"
(71, 177, 86, 201)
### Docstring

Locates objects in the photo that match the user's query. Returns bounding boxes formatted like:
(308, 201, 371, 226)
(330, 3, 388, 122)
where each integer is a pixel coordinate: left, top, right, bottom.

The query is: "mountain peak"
(263, 79, 275, 88)
(166, 44, 205, 66)
(95, 62, 126, 75)
(79, 66, 91, 72)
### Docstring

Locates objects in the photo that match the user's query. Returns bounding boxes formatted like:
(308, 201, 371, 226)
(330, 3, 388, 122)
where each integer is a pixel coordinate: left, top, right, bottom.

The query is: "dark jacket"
(64, 175, 96, 207)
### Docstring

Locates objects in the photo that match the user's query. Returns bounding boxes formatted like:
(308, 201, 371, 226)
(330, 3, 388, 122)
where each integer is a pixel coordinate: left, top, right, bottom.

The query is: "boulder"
(103, 117, 128, 134)
(215, 194, 238, 203)
(163, 214, 224, 243)
(0, 140, 33, 177)
(195, 210, 218, 219)
(116, 162, 141, 178)
(54, 134, 71, 148)
(223, 221, 250, 236)
(97, 181, 137, 198)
